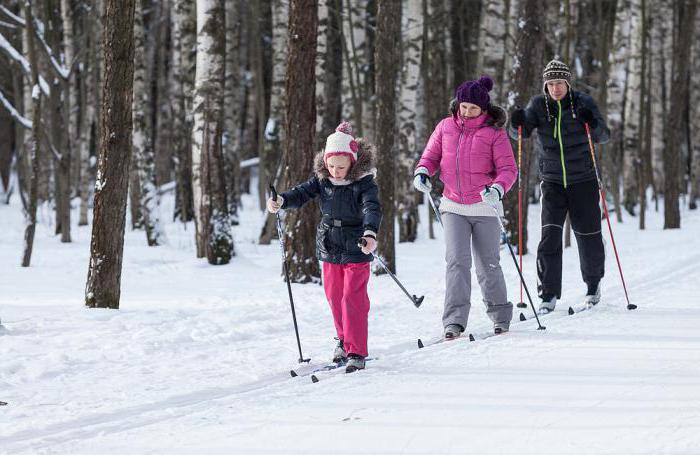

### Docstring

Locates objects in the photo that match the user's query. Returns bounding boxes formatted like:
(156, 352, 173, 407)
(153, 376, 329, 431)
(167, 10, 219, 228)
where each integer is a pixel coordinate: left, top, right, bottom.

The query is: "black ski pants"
(537, 179, 605, 299)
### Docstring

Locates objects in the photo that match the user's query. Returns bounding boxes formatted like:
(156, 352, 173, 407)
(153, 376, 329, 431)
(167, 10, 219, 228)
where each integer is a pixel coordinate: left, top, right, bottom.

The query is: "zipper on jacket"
(455, 119, 465, 202)
(555, 99, 568, 188)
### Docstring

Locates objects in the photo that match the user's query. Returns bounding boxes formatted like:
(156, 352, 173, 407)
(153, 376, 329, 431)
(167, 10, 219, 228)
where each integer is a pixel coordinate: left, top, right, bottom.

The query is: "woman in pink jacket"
(414, 75, 517, 339)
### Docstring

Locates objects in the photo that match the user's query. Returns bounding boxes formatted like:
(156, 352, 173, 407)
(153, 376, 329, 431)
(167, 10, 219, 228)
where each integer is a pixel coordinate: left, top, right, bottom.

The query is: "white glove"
(360, 236, 377, 255)
(266, 196, 284, 213)
(413, 166, 432, 194)
(480, 184, 503, 207)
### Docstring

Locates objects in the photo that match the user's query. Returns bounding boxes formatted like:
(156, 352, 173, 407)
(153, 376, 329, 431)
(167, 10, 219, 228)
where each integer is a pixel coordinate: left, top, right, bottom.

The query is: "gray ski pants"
(442, 213, 512, 330)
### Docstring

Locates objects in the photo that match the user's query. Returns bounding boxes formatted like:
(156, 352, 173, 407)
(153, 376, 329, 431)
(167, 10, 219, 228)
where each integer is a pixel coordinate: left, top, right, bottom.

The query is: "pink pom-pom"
(336, 121, 353, 136)
(478, 75, 494, 92)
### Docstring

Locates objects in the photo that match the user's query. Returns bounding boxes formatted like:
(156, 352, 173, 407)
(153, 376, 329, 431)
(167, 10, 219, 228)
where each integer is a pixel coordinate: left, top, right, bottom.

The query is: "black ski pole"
(269, 184, 310, 363)
(358, 238, 424, 307)
(484, 186, 545, 330)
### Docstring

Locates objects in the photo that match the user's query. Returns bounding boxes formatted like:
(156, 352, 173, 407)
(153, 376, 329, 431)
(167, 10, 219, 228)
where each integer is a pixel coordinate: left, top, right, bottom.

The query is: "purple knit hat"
(455, 75, 493, 110)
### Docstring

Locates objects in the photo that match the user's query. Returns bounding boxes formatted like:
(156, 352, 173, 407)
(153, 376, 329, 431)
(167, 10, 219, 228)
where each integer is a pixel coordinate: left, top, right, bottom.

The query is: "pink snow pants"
(322, 261, 371, 357)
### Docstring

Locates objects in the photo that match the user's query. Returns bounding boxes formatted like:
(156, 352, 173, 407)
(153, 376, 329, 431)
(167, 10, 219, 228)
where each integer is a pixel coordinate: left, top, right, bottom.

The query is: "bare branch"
(0, 5, 25, 27)
(0, 88, 32, 128)
(0, 31, 51, 95)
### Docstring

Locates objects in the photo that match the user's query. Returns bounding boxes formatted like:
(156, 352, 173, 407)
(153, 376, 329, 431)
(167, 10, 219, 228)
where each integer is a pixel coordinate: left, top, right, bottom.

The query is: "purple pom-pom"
(478, 75, 494, 92)
(336, 121, 353, 136)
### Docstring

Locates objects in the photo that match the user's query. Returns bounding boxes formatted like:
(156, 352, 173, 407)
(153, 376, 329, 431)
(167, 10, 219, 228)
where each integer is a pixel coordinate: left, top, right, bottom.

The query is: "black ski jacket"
(508, 90, 610, 186)
(280, 140, 382, 264)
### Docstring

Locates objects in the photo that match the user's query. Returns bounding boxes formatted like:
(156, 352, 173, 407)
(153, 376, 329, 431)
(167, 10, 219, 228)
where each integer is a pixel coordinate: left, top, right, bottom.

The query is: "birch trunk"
(192, 0, 234, 263)
(622, 0, 642, 216)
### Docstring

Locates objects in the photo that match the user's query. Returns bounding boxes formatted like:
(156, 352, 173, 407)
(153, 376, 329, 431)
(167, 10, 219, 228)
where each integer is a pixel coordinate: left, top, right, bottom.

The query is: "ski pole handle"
(269, 183, 278, 201)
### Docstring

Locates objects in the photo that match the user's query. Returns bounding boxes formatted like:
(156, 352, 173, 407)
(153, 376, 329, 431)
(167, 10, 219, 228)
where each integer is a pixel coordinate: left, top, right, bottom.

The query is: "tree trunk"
(172, 0, 195, 223)
(258, 0, 288, 244)
(192, 0, 234, 264)
(477, 0, 508, 105)
(663, 0, 696, 229)
(21, 2, 43, 267)
(84, 0, 136, 308)
(79, 3, 99, 226)
(374, 0, 401, 274)
(622, 0, 642, 216)
(606, 0, 631, 223)
(690, 8, 700, 210)
(133, 0, 165, 246)
(397, 0, 423, 243)
(282, 0, 319, 283)
(223, 0, 244, 224)
(504, 0, 545, 256)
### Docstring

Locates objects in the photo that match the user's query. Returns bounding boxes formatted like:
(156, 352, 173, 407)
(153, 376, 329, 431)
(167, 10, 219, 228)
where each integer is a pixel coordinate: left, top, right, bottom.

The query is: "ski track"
(2, 193, 700, 453)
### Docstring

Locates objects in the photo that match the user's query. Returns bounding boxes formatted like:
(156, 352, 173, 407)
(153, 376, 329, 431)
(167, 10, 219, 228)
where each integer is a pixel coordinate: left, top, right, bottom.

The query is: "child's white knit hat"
(324, 121, 358, 163)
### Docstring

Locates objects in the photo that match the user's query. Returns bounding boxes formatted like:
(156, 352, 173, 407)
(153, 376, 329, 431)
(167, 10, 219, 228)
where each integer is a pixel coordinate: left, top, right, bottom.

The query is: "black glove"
(577, 107, 597, 128)
(510, 108, 526, 129)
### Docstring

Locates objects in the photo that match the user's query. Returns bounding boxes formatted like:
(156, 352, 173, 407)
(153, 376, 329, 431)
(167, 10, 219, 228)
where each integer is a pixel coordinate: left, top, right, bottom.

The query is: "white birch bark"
(622, 0, 643, 213)
(690, 9, 700, 209)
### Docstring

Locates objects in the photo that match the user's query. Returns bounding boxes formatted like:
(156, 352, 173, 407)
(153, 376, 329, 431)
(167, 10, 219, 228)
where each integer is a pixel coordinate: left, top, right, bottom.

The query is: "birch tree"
(84, 0, 136, 308)
(21, 1, 42, 267)
(622, 0, 642, 216)
(191, 0, 234, 264)
(397, 0, 422, 243)
(133, 0, 165, 246)
(258, 0, 287, 244)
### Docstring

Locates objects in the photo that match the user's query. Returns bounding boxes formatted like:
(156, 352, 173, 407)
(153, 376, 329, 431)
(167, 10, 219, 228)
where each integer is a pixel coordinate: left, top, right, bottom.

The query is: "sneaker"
(584, 282, 601, 306)
(345, 354, 365, 373)
(444, 324, 464, 340)
(494, 322, 510, 335)
(332, 339, 347, 363)
(538, 294, 557, 314)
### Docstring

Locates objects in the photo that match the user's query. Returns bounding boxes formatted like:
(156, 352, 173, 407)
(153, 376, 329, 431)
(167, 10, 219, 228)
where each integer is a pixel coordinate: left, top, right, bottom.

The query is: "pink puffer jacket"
(417, 105, 517, 204)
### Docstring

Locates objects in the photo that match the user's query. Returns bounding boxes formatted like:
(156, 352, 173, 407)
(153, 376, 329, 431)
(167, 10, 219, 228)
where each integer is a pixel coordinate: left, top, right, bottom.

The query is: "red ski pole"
(584, 124, 636, 310)
(516, 126, 526, 308)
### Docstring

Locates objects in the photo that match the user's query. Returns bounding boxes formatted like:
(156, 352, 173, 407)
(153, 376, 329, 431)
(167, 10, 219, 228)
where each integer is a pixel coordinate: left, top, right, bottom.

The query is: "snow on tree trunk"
(133, 0, 165, 246)
(397, 0, 422, 243)
(84, 0, 136, 308)
(192, 0, 234, 264)
(663, 0, 696, 229)
(282, 0, 319, 283)
(374, 0, 401, 273)
(21, 2, 43, 267)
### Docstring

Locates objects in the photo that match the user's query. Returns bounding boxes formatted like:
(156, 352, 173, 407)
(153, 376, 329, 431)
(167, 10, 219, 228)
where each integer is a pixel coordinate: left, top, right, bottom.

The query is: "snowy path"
(2, 194, 700, 454)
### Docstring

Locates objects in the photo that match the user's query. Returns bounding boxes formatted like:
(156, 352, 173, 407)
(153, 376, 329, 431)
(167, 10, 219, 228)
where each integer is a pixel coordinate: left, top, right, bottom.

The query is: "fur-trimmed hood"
(313, 138, 377, 182)
(448, 98, 507, 128)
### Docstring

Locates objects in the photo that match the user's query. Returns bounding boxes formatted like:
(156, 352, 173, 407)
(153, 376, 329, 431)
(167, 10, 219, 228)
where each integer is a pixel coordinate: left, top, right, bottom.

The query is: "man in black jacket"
(509, 59, 610, 313)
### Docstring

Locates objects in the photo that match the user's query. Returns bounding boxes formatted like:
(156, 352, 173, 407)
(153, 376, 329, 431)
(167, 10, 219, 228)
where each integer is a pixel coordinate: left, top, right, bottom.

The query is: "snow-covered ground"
(1, 187, 700, 454)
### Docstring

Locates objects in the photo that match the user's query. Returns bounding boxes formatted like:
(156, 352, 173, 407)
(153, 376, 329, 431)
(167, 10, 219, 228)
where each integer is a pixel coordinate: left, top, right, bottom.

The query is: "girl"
(414, 75, 517, 339)
(267, 122, 381, 372)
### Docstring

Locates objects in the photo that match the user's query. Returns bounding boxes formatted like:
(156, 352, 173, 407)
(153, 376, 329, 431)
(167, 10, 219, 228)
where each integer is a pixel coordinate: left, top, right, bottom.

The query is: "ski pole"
(427, 192, 443, 228)
(583, 124, 636, 310)
(269, 184, 311, 363)
(358, 238, 424, 308)
(484, 186, 545, 330)
(516, 125, 526, 309)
